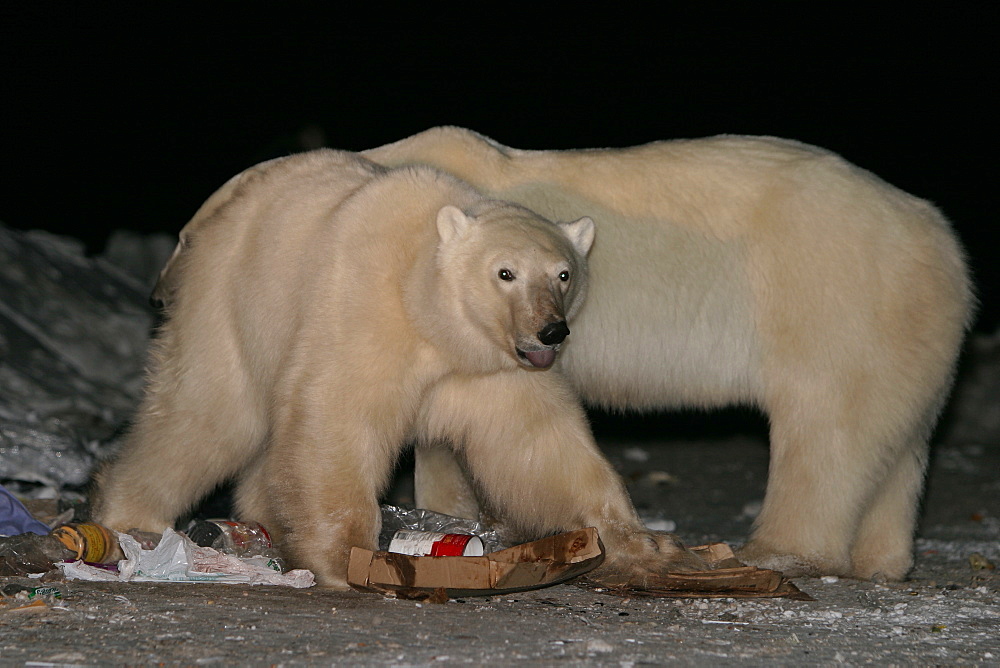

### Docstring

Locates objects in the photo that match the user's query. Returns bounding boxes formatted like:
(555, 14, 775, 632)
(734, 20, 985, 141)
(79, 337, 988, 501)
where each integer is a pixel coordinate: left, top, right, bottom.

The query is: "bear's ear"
(436, 205, 473, 243)
(559, 216, 596, 256)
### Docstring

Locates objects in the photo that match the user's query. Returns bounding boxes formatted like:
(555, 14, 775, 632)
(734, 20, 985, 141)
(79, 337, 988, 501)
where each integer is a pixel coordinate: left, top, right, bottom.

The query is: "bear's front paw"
(591, 530, 709, 586)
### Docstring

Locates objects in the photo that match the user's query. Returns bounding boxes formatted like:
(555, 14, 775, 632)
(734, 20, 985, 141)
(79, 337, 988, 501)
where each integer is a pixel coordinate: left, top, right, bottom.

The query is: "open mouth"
(516, 347, 558, 369)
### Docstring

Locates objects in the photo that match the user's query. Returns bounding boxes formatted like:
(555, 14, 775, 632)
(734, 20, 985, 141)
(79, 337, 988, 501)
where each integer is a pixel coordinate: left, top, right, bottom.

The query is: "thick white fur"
(94, 150, 707, 588)
(361, 127, 974, 580)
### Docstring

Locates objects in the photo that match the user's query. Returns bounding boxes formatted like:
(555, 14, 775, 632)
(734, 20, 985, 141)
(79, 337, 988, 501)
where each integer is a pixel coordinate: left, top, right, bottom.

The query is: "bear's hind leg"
(738, 375, 924, 579)
(95, 405, 265, 532)
(737, 415, 861, 578)
(94, 341, 266, 533)
(849, 443, 927, 580)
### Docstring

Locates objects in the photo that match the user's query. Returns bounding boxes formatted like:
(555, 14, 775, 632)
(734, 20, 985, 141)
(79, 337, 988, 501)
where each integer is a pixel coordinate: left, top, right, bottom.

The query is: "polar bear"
(360, 127, 973, 581)
(94, 150, 707, 588)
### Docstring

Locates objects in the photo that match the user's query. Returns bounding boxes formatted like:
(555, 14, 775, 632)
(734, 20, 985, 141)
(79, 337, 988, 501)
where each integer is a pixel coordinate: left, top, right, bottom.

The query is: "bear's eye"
(498, 269, 515, 281)
(558, 270, 571, 282)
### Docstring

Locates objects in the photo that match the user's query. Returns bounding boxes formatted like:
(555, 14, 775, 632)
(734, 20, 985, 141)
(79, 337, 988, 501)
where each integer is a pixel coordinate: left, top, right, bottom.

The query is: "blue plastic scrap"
(1, 484, 51, 536)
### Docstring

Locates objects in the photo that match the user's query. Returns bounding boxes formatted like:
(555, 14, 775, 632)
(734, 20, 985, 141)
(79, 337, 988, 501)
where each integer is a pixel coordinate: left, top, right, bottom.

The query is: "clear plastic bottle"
(186, 519, 284, 571)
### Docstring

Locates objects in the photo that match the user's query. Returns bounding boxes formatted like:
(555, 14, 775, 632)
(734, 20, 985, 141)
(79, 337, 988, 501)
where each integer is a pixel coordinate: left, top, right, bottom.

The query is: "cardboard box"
(348, 527, 603, 597)
(349, 529, 810, 600)
(587, 542, 812, 600)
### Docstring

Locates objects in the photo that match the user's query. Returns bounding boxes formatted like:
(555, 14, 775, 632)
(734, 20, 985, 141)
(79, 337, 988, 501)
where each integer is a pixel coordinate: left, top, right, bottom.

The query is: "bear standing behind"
(362, 127, 973, 581)
(94, 150, 705, 587)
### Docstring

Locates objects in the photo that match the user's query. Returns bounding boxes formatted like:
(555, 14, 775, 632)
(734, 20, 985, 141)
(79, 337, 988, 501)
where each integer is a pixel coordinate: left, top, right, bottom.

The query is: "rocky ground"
(1, 433, 997, 666)
(1, 225, 997, 665)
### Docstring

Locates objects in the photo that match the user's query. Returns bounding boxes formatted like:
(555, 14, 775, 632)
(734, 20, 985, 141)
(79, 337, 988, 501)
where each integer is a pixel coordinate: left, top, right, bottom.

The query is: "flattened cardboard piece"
(586, 543, 813, 601)
(349, 532, 810, 601)
(348, 527, 603, 597)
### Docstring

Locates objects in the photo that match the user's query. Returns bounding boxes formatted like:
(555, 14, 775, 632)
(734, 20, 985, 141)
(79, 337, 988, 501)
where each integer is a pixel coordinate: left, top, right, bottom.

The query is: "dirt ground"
(1, 421, 997, 666)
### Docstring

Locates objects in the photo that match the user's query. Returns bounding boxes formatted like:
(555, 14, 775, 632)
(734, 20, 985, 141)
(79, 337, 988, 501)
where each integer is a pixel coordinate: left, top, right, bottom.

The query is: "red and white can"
(388, 530, 485, 557)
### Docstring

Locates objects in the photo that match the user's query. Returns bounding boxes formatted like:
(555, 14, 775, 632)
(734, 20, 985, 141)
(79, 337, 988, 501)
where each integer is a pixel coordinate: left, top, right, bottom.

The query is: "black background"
(4, 7, 996, 331)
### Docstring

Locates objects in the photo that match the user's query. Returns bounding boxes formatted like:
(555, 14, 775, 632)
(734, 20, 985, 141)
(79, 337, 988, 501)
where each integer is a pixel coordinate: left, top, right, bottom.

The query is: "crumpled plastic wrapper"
(379, 504, 506, 554)
(59, 528, 315, 588)
(0, 484, 52, 536)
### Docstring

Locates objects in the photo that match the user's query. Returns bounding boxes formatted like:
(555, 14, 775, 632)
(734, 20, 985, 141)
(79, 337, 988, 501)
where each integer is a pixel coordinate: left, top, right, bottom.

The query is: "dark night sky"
(3, 7, 996, 330)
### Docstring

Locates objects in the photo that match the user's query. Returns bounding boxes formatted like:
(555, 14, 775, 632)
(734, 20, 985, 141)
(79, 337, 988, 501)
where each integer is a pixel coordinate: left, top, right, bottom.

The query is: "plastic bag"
(0, 484, 51, 536)
(378, 504, 507, 554)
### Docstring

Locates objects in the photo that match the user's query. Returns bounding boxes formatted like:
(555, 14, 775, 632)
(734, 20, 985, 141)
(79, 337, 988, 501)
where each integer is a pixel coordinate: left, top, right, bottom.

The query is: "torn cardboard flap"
(586, 543, 812, 600)
(349, 529, 810, 600)
(348, 527, 603, 597)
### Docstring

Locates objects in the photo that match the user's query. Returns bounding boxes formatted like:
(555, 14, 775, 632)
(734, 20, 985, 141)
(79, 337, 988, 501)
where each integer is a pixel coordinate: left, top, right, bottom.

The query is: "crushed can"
(388, 530, 485, 557)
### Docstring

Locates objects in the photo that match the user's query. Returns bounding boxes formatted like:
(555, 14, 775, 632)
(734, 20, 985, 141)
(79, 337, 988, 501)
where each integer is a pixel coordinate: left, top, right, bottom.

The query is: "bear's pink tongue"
(526, 349, 556, 368)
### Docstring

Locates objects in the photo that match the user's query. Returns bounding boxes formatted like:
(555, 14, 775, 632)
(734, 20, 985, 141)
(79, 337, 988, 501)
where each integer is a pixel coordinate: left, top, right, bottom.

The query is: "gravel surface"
(2, 432, 997, 666)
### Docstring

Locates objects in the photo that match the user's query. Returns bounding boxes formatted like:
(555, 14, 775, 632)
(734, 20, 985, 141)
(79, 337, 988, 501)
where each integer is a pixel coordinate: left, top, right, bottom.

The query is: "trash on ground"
(968, 552, 996, 570)
(379, 504, 506, 553)
(0, 531, 75, 576)
(1, 498, 312, 588)
(1, 484, 52, 536)
(52, 522, 124, 563)
(348, 527, 603, 597)
(1, 583, 65, 615)
(59, 528, 314, 588)
(186, 519, 285, 570)
(582, 542, 813, 600)
(2, 598, 50, 615)
(388, 530, 485, 557)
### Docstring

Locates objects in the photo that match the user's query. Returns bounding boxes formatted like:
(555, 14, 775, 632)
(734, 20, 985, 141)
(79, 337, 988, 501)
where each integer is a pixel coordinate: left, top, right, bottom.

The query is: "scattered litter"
(0, 530, 75, 576)
(349, 527, 603, 597)
(52, 522, 124, 564)
(1, 505, 313, 588)
(1, 484, 52, 536)
(388, 530, 485, 557)
(580, 542, 813, 600)
(379, 504, 506, 554)
(187, 519, 285, 570)
(968, 552, 996, 570)
(59, 528, 314, 587)
(4, 598, 49, 614)
(351, 523, 810, 601)
(26, 585, 61, 600)
(821, 575, 840, 584)
(1, 583, 63, 601)
(1, 582, 65, 615)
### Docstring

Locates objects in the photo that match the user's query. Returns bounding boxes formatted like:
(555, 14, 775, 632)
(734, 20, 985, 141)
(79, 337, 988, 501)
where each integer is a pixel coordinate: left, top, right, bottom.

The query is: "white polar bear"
(95, 150, 707, 588)
(361, 127, 974, 581)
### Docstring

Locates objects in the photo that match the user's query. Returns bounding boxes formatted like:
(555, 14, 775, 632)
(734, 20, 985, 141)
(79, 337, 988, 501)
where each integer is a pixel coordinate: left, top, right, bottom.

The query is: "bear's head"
(431, 201, 595, 373)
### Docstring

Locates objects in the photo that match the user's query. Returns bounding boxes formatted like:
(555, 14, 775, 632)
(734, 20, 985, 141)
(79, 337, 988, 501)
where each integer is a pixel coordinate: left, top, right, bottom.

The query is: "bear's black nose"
(537, 321, 570, 346)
